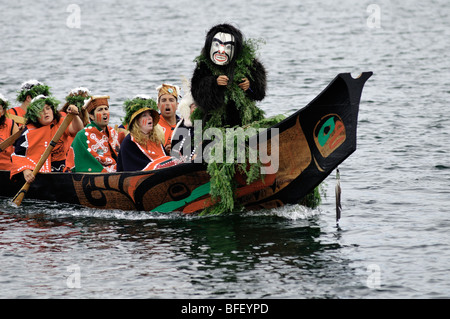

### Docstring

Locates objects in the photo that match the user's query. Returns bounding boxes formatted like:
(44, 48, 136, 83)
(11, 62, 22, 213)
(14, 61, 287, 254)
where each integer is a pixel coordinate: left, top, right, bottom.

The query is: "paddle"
(12, 113, 75, 207)
(0, 126, 25, 152)
(6, 113, 26, 125)
(11, 95, 106, 206)
(335, 168, 342, 224)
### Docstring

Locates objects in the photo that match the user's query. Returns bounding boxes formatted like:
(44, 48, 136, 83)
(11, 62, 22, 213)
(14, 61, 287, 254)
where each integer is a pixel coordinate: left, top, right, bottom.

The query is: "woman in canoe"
(10, 95, 84, 183)
(117, 99, 183, 172)
(117, 94, 160, 144)
(0, 93, 20, 169)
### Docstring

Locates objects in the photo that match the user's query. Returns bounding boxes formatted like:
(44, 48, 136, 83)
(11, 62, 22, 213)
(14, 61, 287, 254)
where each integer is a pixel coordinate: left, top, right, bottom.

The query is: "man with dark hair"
(69, 96, 120, 173)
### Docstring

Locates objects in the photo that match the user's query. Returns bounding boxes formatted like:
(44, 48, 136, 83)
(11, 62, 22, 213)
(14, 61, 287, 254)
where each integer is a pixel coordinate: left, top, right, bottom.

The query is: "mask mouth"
(210, 32, 235, 65)
(213, 52, 229, 64)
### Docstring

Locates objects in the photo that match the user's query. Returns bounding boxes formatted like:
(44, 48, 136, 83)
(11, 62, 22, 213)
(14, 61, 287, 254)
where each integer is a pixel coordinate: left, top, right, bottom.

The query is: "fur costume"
(191, 23, 266, 128)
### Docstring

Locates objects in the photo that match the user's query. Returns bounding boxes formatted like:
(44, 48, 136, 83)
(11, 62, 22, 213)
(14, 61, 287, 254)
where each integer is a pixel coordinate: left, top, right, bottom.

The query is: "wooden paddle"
(11, 96, 106, 206)
(5, 113, 26, 125)
(0, 126, 25, 152)
(11, 113, 75, 207)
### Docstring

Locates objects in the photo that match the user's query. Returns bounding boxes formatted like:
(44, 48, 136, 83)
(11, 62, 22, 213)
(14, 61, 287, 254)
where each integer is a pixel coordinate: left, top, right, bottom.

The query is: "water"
(0, 0, 449, 299)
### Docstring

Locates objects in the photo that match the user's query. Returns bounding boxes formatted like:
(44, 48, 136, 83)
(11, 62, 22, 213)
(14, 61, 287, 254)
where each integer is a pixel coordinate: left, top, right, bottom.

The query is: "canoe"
(0, 72, 372, 214)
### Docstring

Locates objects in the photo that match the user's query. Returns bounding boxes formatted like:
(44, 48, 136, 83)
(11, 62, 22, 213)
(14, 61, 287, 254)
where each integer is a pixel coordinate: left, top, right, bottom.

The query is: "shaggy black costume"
(191, 24, 267, 128)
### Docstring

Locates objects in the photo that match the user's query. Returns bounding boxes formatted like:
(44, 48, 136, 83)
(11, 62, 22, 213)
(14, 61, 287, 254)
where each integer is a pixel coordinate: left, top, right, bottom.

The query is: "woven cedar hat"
(156, 83, 181, 101)
(129, 108, 160, 129)
(85, 95, 110, 114)
(122, 95, 159, 128)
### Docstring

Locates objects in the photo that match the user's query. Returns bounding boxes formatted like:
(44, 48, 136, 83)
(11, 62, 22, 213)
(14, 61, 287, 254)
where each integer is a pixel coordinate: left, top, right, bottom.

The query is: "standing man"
(70, 96, 120, 172)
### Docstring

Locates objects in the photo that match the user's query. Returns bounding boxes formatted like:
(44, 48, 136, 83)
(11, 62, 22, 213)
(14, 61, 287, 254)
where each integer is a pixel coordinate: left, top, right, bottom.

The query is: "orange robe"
(158, 116, 178, 148)
(0, 118, 16, 169)
(10, 116, 72, 177)
(7, 106, 26, 118)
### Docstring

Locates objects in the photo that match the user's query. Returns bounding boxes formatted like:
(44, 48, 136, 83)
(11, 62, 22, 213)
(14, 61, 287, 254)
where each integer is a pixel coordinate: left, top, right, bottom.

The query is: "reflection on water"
(0, 199, 354, 298)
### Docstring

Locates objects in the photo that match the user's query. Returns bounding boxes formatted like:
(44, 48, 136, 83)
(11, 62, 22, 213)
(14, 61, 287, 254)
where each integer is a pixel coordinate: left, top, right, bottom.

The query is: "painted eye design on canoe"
(313, 114, 346, 158)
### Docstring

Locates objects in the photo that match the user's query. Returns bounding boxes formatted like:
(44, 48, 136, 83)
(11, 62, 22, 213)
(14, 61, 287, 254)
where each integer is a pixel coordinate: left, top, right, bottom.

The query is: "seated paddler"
(117, 100, 183, 172)
(0, 93, 20, 170)
(10, 95, 83, 183)
(70, 96, 120, 173)
(60, 87, 91, 159)
(8, 80, 51, 125)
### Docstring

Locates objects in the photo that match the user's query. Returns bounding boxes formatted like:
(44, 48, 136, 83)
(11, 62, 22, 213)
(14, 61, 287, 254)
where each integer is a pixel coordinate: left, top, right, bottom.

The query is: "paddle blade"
(11, 183, 31, 207)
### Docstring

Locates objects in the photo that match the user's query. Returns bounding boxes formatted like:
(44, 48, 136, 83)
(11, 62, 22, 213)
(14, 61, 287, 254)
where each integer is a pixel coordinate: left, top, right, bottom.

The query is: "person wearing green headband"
(0, 93, 20, 169)
(0, 93, 12, 128)
(60, 87, 91, 127)
(7, 80, 51, 120)
(117, 94, 160, 143)
(59, 87, 92, 164)
(117, 96, 182, 171)
(10, 95, 84, 183)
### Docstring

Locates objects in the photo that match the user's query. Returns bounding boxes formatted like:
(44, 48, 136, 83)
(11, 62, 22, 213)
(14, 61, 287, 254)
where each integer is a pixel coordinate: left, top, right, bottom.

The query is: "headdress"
(0, 93, 10, 109)
(85, 96, 110, 114)
(17, 80, 51, 103)
(156, 83, 181, 101)
(65, 87, 92, 110)
(25, 95, 60, 123)
(122, 95, 159, 128)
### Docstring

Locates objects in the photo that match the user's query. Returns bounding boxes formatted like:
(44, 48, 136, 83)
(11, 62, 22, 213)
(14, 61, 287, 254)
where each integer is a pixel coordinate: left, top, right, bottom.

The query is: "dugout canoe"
(0, 72, 372, 214)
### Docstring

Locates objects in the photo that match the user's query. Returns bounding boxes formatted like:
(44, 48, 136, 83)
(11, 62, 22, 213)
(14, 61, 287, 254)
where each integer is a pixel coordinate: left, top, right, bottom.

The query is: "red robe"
(10, 116, 72, 177)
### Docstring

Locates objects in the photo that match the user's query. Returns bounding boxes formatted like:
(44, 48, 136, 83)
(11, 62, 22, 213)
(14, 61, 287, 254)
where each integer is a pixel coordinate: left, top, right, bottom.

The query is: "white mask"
(210, 32, 235, 66)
